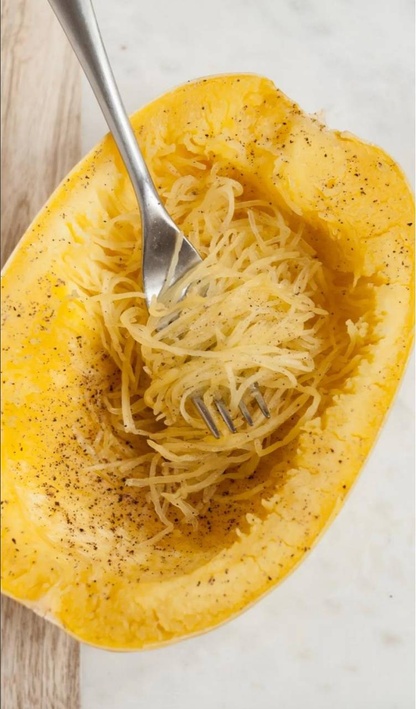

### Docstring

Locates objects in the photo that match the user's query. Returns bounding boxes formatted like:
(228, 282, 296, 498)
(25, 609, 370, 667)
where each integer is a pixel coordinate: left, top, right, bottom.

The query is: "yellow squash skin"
(1, 75, 414, 650)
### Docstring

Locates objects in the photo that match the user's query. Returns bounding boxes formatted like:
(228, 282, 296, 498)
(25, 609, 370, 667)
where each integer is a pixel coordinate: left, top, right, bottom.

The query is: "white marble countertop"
(80, 1, 415, 707)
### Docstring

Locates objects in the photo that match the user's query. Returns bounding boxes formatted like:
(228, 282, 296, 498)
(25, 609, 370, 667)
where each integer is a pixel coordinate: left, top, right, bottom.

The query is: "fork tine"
(251, 383, 271, 418)
(192, 395, 220, 438)
(238, 399, 254, 426)
(215, 398, 236, 433)
(156, 310, 180, 332)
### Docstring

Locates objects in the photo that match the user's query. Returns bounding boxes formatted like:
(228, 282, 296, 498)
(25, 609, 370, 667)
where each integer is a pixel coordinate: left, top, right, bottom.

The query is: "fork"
(48, 0, 270, 437)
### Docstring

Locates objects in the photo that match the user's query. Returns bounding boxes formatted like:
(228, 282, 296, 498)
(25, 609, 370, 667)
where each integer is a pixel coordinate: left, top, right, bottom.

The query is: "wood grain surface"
(1, 0, 81, 264)
(1, 0, 81, 707)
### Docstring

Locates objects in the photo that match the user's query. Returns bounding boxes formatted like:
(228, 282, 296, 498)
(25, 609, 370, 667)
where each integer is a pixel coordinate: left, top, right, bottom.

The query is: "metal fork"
(48, 0, 270, 437)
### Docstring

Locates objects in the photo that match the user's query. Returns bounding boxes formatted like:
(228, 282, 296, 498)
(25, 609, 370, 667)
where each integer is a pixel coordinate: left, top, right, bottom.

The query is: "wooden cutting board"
(1, 1, 81, 706)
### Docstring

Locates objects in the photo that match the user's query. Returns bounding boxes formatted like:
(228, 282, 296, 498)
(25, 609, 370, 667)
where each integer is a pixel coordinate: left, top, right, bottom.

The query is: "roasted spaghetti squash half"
(1, 75, 414, 650)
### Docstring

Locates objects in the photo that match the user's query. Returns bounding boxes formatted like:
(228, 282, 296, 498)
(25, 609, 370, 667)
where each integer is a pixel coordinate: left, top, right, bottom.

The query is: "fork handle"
(47, 0, 166, 219)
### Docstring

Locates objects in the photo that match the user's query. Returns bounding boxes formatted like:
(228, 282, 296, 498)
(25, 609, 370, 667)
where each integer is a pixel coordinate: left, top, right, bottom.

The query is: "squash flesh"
(1, 74, 414, 650)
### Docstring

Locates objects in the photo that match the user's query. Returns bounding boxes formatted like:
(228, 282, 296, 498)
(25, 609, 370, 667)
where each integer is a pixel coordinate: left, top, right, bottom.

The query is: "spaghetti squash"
(1, 74, 414, 650)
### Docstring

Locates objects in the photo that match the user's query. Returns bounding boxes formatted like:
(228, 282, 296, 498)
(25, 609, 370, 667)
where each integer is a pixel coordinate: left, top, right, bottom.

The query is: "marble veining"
(80, 0, 414, 707)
